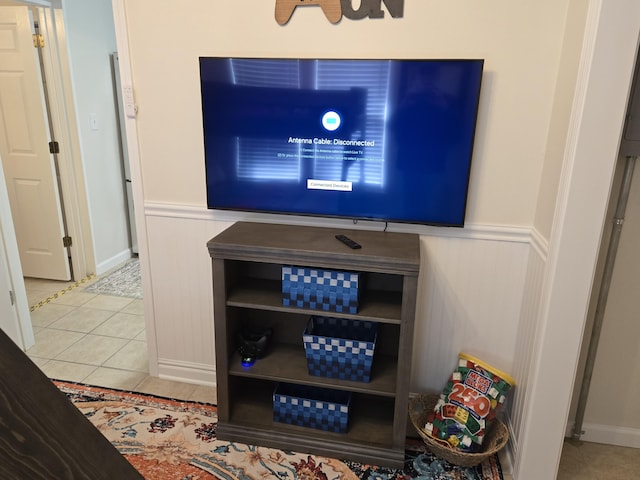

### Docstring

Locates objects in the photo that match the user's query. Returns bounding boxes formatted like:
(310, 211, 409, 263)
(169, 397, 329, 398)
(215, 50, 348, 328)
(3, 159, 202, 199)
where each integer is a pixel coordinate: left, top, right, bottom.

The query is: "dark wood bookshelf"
(208, 222, 420, 468)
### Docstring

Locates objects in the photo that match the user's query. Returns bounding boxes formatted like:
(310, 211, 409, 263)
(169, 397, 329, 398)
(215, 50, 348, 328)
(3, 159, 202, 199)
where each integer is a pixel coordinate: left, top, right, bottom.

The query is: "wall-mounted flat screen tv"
(199, 57, 483, 227)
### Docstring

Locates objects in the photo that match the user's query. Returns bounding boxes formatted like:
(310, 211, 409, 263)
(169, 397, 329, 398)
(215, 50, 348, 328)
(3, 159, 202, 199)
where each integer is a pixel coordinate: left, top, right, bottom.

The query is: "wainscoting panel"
(411, 233, 530, 393)
(144, 210, 232, 383)
(143, 204, 536, 430)
(507, 230, 548, 462)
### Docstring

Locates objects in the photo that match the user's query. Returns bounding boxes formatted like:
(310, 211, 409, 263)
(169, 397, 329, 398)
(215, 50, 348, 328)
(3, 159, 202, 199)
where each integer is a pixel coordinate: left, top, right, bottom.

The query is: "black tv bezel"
(199, 56, 484, 228)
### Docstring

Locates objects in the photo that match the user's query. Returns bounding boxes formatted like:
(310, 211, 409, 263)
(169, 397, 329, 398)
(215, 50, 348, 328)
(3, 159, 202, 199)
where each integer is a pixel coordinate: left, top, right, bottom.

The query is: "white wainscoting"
(411, 233, 531, 393)
(143, 203, 540, 449)
(144, 204, 233, 384)
(506, 229, 548, 468)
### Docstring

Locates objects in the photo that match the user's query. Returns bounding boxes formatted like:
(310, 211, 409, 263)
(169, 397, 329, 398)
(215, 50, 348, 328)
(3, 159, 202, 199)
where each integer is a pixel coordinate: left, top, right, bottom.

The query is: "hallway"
(24, 274, 215, 403)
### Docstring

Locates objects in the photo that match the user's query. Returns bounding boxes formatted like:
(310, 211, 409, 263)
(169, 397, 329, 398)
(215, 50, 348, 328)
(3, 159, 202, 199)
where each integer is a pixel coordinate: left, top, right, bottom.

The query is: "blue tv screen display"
(199, 57, 483, 226)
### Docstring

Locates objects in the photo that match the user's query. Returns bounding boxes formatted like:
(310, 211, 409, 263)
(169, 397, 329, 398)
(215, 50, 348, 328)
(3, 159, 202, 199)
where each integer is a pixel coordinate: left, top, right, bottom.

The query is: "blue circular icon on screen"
(322, 110, 341, 132)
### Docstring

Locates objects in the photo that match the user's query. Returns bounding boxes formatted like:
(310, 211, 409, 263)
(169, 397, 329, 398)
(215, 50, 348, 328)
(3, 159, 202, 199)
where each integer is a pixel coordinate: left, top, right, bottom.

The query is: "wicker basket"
(408, 393, 509, 467)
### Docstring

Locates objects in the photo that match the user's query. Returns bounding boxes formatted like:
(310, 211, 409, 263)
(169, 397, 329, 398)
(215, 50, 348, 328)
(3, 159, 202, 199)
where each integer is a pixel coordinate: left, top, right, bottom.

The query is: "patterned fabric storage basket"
(303, 316, 377, 382)
(282, 266, 360, 314)
(273, 383, 351, 433)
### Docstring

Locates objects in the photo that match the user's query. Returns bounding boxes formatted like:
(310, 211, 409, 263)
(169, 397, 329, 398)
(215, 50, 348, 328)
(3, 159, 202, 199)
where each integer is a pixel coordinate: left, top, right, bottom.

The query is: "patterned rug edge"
(55, 380, 504, 480)
(53, 379, 216, 410)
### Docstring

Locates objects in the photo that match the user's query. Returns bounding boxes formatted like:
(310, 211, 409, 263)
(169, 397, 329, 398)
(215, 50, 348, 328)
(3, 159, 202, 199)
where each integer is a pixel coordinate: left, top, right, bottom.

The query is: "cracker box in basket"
(424, 353, 515, 453)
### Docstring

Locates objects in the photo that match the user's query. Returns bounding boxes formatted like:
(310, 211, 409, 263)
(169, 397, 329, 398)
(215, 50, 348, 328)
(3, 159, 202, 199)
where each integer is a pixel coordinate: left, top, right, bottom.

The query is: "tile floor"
(23, 274, 637, 479)
(24, 273, 216, 405)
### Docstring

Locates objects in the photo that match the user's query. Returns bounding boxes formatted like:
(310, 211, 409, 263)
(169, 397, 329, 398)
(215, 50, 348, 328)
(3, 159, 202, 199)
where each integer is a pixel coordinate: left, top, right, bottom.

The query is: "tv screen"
(199, 57, 483, 227)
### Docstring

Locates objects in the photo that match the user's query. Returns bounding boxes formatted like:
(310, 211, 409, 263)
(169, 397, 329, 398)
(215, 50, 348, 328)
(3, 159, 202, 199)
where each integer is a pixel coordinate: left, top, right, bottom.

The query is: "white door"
(0, 6, 70, 281)
(0, 228, 20, 345)
(0, 218, 24, 347)
(0, 150, 33, 350)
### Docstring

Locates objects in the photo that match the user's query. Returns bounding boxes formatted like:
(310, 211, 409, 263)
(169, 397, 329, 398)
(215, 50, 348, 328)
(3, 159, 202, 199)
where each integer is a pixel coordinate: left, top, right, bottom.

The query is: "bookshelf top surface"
(208, 222, 420, 274)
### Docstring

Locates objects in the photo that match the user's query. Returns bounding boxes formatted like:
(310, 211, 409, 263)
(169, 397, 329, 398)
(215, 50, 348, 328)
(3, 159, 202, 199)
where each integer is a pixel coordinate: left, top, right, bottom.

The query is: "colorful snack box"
(424, 353, 515, 452)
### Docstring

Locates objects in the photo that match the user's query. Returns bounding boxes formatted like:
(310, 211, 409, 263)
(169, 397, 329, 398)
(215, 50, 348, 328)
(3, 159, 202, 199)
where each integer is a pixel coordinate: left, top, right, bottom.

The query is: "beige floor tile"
(103, 340, 148, 372)
(50, 289, 97, 307)
(25, 279, 77, 306)
(83, 367, 148, 391)
(82, 294, 134, 312)
(30, 303, 76, 328)
(23, 277, 46, 290)
(40, 360, 97, 383)
(48, 307, 114, 333)
(55, 334, 129, 366)
(134, 329, 147, 341)
(134, 376, 197, 401)
(187, 384, 217, 405)
(28, 356, 50, 369)
(28, 289, 53, 307)
(91, 312, 145, 339)
(24, 277, 75, 292)
(121, 299, 144, 315)
(26, 329, 84, 359)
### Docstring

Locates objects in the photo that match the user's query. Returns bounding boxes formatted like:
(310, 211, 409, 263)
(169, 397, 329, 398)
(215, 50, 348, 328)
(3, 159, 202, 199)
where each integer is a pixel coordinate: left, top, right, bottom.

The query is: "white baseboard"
(95, 249, 133, 275)
(578, 423, 640, 448)
(157, 358, 217, 387)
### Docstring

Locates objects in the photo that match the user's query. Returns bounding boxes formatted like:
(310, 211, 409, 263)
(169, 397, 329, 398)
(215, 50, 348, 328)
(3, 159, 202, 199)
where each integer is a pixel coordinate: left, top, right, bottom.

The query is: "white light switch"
(123, 85, 137, 118)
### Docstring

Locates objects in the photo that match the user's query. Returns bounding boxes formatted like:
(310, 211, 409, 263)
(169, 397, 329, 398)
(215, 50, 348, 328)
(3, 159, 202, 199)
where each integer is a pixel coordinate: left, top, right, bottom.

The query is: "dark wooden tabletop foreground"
(0, 328, 143, 479)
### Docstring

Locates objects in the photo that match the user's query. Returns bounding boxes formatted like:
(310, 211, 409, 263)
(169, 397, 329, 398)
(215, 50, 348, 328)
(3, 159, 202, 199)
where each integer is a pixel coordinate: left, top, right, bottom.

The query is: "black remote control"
(335, 234, 362, 249)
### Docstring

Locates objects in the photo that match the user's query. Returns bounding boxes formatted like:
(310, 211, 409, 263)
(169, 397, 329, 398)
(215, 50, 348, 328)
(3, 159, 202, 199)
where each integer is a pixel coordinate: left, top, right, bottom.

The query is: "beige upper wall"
(534, 0, 588, 240)
(124, 0, 570, 228)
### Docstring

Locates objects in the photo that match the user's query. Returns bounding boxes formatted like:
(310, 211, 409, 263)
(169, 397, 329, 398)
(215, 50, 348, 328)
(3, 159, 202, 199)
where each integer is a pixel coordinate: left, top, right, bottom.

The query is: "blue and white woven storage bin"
(303, 316, 377, 383)
(273, 383, 351, 433)
(282, 266, 360, 314)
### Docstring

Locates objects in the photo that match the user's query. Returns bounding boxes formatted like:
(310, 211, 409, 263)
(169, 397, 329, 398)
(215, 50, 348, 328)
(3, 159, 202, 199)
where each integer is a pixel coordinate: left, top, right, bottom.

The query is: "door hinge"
(32, 33, 44, 48)
(49, 141, 60, 154)
(9, 290, 15, 306)
(63, 236, 72, 248)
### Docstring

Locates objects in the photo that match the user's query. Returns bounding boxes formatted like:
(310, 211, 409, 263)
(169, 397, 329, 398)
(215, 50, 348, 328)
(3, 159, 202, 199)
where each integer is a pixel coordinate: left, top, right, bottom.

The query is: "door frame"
(0, 0, 96, 348)
(1, 0, 96, 282)
(110, 0, 157, 376)
(33, 2, 95, 280)
(515, 1, 640, 478)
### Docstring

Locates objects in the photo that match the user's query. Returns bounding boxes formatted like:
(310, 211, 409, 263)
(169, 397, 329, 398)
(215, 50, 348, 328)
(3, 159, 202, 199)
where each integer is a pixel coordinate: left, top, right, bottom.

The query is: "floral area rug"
(84, 258, 142, 299)
(55, 381, 503, 480)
